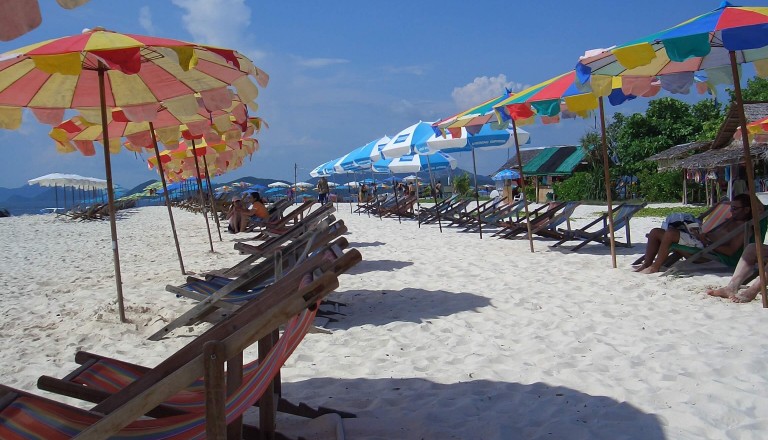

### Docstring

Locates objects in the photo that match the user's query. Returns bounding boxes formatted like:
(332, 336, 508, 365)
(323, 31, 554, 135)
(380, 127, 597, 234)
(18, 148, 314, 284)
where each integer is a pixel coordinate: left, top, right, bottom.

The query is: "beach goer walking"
(317, 177, 330, 204)
(359, 183, 369, 203)
(408, 181, 415, 197)
(706, 242, 768, 302)
(435, 181, 443, 199)
(635, 194, 756, 274)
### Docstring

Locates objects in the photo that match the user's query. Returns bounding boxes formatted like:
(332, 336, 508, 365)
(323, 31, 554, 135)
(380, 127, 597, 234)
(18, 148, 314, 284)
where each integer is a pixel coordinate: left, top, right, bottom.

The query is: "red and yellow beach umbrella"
(0, 27, 268, 322)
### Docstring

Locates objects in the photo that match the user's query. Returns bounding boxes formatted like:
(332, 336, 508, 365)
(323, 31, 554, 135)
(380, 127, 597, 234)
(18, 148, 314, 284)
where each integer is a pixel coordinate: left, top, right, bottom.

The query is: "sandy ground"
(0, 202, 766, 439)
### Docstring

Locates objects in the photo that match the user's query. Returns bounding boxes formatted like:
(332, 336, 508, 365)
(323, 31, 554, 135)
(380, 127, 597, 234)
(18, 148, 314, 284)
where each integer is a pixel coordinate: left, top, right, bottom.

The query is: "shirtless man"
(635, 193, 755, 274)
(706, 242, 768, 303)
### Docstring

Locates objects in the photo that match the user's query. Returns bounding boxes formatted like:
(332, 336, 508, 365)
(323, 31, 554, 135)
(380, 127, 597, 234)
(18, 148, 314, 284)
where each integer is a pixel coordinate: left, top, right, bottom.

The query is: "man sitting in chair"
(706, 242, 768, 303)
(635, 193, 755, 274)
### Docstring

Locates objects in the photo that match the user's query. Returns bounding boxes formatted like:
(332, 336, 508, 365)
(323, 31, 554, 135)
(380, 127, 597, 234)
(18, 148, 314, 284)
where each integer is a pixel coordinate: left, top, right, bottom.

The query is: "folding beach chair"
(551, 202, 647, 251)
(0, 246, 362, 439)
(463, 198, 526, 233)
(497, 201, 580, 240)
(663, 208, 768, 275)
(151, 234, 350, 341)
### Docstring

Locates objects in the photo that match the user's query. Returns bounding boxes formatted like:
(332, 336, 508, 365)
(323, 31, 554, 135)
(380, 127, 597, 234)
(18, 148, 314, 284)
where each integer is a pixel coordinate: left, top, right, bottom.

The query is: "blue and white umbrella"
(338, 136, 391, 171)
(310, 159, 340, 177)
(492, 169, 521, 181)
(380, 121, 436, 159)
(423, 123, 530, 153)
(388, 152, 457, 174)
(371, 158, 393, 173)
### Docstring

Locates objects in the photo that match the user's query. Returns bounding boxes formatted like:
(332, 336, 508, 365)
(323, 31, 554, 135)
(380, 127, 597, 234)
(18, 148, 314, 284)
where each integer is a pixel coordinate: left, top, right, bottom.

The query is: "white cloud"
(138, 6, 155, 34)
(291, 56, 350, 69)
(171, 0, 252, 48)
(451, 74, 526, 110)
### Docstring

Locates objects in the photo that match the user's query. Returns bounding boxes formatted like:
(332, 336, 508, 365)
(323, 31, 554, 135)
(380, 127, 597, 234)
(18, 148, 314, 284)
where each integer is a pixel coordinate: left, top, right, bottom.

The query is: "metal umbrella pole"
(190, 139, 215, 253)
(391, 173, 401, 224)
(425, 154, 442, 233)
(511, 117, 535, 253)
(148, 122, 186, 275)
(470, 147, 481, 239)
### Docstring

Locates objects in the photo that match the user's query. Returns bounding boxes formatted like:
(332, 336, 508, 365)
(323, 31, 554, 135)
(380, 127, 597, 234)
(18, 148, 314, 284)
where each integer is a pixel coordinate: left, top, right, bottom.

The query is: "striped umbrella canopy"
(0, 27, 268, 322)
(337, 135, 391, 171)
(310, 158, 342, 177)
(423, 123, 530, 154)
(433, 91, 514, 134)
(387, 152, 457, 174)
(576, 3, 768, 93)
(380, 121, 436, 158)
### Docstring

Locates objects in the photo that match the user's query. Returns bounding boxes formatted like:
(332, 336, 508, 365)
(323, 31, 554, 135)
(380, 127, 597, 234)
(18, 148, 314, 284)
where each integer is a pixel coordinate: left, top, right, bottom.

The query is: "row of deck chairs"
(355, 193, 418, 218)
(0, 204, 362, 439)
(58, 199, 138, 221)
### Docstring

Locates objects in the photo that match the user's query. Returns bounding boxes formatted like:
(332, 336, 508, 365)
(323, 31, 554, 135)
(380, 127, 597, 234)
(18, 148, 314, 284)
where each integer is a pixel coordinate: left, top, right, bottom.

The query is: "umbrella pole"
(97, 66, 126, 323)
(416, 173, 422, 229)
(730, 51, 767, 308)
(598, 97, 617, 268)
(425, 155, 442, 233)
(511, 118, 534, 253)
(202, 155, 222, 241)
(54, 184, 59, 211)
(148, 122, 185, 275)
(470, 147, 481, 239)
(392, 174, 401, 224)
(191, 139, 215, 253)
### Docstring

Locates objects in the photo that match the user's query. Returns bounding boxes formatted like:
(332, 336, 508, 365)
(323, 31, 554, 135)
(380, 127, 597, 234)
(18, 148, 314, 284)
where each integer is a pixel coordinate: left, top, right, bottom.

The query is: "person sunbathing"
(706, 243, 768, 303)
(227, 196, 250, 233)
(634, 193, 755, 274)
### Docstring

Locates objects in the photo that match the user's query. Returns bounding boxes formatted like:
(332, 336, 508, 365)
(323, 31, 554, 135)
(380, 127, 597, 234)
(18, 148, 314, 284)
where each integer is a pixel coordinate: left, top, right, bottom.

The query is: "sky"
(1, 0, 767, 189)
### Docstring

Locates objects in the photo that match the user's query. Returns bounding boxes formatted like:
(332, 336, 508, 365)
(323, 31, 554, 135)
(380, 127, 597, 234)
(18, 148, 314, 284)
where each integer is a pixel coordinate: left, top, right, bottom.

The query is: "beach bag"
(662, 212, 701, 233)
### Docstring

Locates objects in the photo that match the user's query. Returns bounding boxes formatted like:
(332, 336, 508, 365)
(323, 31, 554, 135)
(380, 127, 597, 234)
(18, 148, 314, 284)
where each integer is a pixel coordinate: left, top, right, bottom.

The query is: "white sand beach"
(1, 203, 767, 439)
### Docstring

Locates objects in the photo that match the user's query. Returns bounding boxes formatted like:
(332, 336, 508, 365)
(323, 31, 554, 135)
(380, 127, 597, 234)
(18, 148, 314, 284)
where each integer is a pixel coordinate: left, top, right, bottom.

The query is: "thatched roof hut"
(646, 141, 711, 171)
(675, 142, 768, 170)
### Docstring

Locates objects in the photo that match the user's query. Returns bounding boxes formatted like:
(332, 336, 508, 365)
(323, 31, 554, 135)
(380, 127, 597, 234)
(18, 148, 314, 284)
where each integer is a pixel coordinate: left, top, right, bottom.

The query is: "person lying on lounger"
(706, 243, 768, 303)
(635, 193, 755, 274)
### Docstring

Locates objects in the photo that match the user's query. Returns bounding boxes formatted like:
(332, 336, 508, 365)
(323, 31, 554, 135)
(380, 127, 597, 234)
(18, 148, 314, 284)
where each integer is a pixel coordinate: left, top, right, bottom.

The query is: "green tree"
(452, 172, 471, 196)
(727, 76, 768, 102)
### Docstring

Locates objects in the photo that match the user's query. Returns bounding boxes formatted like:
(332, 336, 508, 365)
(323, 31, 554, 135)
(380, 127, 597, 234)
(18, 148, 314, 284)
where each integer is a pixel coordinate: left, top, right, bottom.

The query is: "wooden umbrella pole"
(511, 118, 535, 253)
(470, 147, 481, 239)
(54, 183, 59, 211)
(391, 174, 401, 224)
(148, 122, 185, 275)
(201, 155, 223, 241)
(599, 97, 618, 268)
(191, 139, 215, 253)
(730, 51, 767, 308)
(97, 66, 126, 323)
(425, 154, 443, 233)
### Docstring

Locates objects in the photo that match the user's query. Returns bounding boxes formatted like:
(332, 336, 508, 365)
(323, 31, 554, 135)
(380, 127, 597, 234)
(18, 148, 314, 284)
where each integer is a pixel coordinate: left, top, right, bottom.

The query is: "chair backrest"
(545, 202, 579, 230)
(612, 203, 645, 230)
(701, 202, 732, 234)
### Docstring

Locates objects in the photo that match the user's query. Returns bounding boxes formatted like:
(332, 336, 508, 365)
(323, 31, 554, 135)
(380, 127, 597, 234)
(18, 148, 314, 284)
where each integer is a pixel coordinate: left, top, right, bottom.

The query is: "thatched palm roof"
(674, 142, 768, 170)
(712, 101, 768, 149)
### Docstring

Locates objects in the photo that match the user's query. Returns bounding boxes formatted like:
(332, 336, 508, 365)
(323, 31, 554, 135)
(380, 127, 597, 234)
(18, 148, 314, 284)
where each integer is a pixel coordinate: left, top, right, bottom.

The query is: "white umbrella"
(295, 182, 313, 189)
(268, 181, 291, 188)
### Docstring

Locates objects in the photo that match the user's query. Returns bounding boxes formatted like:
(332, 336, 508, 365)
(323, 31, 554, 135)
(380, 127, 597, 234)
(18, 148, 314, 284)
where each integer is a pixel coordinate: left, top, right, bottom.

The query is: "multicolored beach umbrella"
(575, 1, 768, 304)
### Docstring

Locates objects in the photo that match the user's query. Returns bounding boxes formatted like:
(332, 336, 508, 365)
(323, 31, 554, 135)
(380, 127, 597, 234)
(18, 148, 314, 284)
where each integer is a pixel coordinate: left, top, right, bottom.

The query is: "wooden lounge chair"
(417, 194, 460, 223)
(663, 207, 768, 276)
(462, 199, 526, 233)
(0, 246, 362, 439)
(497, 201, 580, 240)
(249, 199, 316, 239)
(550, 202, 647, 251)
(151, 235, 351, 341)
(447, 196, 507, 227)
(632, 200, 733, 267)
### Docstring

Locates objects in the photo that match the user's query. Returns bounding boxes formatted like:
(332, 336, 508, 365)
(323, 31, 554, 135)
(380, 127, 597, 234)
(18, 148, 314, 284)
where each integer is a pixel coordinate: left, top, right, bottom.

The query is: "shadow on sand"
(279, 377, 666, 439)
(329, 288, 491, 329)
(346, 241, 386, 248)
(343, 259, 413, 275)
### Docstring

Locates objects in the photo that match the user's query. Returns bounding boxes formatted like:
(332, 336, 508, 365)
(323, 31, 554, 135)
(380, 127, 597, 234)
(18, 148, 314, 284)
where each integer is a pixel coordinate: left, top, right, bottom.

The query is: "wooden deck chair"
(151, 235, 350, 341)
(663, 207, 768, 275)
(632, 201, 733, 267)
(490, 201, 555, 237)
(383, 194, 418, 218)
(447, 196, 507, 227)
(463, 198, 526, 233)
(495, 201, 571, 240)
(424, 198, 472, 224)
(250, 199, 317, 239)
(498, 201, 580, 240)
(551, 202, 647, 251)
(0, 247, 362, 439)
(417, 195, 461, 223)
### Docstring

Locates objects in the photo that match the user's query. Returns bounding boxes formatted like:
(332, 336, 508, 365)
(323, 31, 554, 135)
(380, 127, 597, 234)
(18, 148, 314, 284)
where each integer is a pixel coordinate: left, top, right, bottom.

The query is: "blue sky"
(1, 0, 767, 189)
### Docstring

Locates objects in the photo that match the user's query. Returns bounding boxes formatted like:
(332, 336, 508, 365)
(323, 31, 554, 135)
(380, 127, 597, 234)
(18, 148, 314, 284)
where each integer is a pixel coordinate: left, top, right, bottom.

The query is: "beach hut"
(508, 146, 590, 202)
